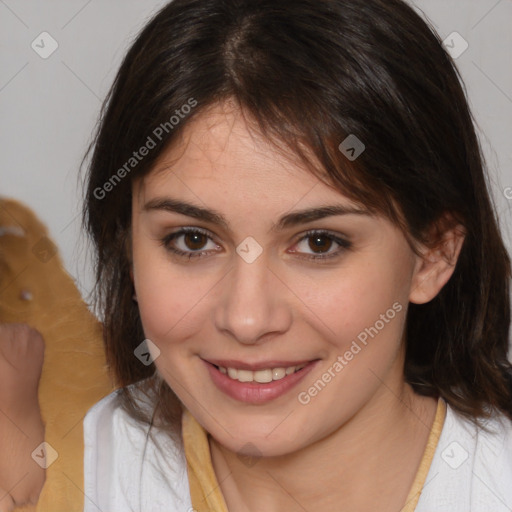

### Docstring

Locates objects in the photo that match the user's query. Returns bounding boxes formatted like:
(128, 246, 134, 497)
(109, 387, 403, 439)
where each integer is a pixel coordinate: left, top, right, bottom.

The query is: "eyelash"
(160, 227, 352, 262)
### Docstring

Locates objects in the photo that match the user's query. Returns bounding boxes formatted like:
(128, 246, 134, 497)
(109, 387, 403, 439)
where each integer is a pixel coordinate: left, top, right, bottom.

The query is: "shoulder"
(416, 401, 512, 512)
(83, 385, 193, 512)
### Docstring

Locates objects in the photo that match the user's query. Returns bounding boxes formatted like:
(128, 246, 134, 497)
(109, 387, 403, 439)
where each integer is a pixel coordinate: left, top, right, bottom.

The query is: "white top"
(83, 389, 192, 512)
(83, 388, 512, 512)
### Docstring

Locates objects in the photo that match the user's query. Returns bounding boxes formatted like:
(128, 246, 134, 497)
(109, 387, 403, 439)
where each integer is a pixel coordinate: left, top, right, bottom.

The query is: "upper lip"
(204, 358, 316, 371)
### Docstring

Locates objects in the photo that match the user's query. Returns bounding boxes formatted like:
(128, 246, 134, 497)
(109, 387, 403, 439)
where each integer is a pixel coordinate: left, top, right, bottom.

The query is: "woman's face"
(131, 102, 424, 457)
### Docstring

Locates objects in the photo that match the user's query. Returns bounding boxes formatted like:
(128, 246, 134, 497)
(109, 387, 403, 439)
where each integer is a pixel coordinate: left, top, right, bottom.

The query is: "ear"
(409, 217, 465, 304)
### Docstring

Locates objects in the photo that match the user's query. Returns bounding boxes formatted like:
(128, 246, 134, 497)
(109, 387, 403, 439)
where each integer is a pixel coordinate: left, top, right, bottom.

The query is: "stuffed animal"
(0, 198, 113, 512)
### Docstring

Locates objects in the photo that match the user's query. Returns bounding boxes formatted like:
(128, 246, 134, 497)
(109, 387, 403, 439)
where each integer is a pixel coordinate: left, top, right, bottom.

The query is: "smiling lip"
(205, 359, 314, 371)
(203, 359, 319, 404)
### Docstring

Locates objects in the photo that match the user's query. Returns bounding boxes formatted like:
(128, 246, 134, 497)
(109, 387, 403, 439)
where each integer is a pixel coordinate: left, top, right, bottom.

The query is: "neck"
(209, 380, 438, 512)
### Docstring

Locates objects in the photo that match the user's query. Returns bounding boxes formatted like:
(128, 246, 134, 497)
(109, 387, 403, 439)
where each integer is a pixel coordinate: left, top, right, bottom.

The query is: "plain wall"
(1, 0, 511, 299)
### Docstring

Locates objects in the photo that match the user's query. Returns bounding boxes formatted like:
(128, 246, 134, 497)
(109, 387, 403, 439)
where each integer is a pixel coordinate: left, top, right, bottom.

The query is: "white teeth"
(254, 369, 273, 383)
(237, 370, 253, 382)
(272, 368, 286, 380)
(218, 364, 307, 383)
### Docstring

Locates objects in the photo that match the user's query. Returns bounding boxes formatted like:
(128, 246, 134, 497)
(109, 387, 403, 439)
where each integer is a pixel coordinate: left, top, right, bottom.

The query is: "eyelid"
(295, 228, 350, 243)
(163, 226, 219, 243)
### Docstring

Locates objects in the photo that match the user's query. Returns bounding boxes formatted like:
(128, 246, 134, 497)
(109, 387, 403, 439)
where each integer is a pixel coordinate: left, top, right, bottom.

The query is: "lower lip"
(204, 360, 318, 404)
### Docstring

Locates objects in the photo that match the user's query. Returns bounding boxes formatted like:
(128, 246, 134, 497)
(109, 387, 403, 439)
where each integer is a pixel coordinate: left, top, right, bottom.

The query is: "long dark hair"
(83, 0, 512, 430)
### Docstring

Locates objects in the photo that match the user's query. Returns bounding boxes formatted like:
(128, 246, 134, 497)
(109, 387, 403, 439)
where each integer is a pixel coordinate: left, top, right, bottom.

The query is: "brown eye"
(162, 228, 221, 260)
(308, 235, 333, 253)
(184, 232, 208, 250)
(290, 230, 352, 262)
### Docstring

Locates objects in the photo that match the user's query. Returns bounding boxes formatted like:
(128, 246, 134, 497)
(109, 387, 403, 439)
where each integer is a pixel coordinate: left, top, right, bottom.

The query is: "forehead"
(137, 102, 351, 207)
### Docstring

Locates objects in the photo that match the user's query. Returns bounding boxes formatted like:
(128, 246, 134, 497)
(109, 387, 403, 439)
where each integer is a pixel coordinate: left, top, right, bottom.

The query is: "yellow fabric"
(182, 410, 229, 512)
(0, 198, 113, 512)
(183, 398, 446, 512)
(402, 398, 447, 511)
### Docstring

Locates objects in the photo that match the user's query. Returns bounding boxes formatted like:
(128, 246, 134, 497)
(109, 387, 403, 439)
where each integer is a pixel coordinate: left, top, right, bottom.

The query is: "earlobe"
(409, 223, 465, 304)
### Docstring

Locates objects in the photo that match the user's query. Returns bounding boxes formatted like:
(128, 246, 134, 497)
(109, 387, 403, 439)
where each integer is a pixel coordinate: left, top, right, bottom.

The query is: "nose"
(214, 252, 293, 345)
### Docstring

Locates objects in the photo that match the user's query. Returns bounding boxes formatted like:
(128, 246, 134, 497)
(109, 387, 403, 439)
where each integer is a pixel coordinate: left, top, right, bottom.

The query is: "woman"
(83, 0, 512, 510)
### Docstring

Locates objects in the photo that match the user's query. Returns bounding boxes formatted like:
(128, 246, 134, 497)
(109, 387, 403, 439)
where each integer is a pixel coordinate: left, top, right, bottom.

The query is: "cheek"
(135, 269, 199, 344)
(132, 240, 187, 343)
(291, 256, 410, 352)
(132, 242, 219, 350)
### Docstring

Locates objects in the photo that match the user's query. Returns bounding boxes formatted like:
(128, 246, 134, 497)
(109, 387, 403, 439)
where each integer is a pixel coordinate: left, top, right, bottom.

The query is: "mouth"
(213, 363, 307, 383)
(203, 358, 319, 404)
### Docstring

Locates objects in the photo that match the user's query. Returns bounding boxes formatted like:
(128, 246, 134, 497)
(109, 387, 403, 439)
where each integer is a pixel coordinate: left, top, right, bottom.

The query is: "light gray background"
(1, 0, 511, 299)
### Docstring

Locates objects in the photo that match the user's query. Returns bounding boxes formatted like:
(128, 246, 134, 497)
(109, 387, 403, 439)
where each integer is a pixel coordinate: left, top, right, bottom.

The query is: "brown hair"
(83, 0, 512, 430)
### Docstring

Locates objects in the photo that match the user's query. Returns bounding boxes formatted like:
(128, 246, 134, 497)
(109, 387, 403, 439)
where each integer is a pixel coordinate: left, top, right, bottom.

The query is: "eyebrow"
(143, 197, 371, 232)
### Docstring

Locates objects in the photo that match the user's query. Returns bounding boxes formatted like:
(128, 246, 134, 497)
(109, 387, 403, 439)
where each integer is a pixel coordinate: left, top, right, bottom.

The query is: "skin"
(0, 324, 45, 512)
(131, 101, 464, 512)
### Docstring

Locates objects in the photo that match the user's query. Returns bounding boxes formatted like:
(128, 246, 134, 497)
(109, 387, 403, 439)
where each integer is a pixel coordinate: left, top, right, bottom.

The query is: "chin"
(208, 416, 307, 457)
